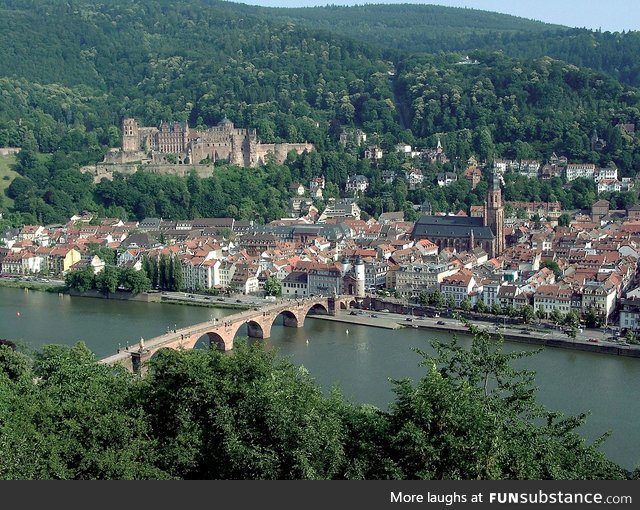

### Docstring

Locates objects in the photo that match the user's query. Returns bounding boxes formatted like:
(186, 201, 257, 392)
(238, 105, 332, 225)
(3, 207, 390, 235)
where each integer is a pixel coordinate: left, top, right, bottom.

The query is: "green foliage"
(520, 304, 535, 324)
(0, 330, 629, 479)
(94, 265, 119, 296)
(541, 259, 562, 277)
(65, 266, 95, 293)
(142, 342, 347, 479)
(383, 324, 626, 479)
(264, 277, 282, 297)
(0, 342, 168, 480)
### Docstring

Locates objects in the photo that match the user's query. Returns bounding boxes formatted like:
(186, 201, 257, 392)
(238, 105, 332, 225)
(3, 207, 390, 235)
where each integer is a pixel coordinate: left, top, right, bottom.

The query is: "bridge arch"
(274, 309, 299, 328)
(307, 303, 329, 315)
(193, 332, 228, 352)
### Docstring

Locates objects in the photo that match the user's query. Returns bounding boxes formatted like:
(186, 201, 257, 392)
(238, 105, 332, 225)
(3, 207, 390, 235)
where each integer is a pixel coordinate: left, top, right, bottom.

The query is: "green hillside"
(266, 4, 640, 87)
(0, 0, 639, 225)
(0, 153, 19, 209)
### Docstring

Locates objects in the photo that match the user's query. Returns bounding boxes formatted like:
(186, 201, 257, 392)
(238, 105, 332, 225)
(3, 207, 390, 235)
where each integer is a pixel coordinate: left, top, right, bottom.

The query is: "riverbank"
(316, 311, 640, 359)
(0, 279, 65, 293)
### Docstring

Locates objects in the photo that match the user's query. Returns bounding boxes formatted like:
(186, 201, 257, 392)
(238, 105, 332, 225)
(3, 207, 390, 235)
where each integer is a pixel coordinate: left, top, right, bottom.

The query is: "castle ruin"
(105, 118, 314, 168)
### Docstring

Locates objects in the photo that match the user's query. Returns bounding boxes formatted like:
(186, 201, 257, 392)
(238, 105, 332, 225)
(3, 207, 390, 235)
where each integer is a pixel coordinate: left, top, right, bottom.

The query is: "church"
(411, 170, 505, 258)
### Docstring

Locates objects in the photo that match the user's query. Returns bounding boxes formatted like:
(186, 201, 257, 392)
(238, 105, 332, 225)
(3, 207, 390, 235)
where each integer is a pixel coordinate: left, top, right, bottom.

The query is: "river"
(2, 286, 640, 471)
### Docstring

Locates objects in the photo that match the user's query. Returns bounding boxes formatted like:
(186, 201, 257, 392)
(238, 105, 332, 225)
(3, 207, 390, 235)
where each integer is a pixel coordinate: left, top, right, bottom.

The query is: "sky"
(237, 1, 640, 33)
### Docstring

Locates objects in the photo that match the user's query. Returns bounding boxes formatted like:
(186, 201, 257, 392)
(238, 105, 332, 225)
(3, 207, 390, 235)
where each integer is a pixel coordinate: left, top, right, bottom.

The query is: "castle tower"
(485, 169, 505, 257)
(122, 118, 139, 152)
(354, 256, 365, 299)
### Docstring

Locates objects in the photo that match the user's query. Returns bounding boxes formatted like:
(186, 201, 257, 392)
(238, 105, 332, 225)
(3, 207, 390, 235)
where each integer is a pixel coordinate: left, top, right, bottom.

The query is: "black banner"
(6, 480, 639, 510)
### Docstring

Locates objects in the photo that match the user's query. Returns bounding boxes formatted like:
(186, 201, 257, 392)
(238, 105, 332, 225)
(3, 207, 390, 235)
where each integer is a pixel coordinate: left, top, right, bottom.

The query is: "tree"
(64, 266, 95, 292)
(119, 268, 151, 294)
(585, 306, 603, 328)
(474, 300, 487, 313)
(541, 260, 562, 277)
(430, 289, 445, 309)
(264, 277, 282, 297)
(460, 298, 472, 312)
(550, 309, 564, 325)
(94, 265, 119, 296)
(446, 295, 455, 310)
(558, 213, 571, 227)
(142, 341, 347, 479)
(564, 310, 581, 329)
(505, 305, 517, 318)
(520, 304, 535, 324)
(491, 303, 502, 316)
(383, 321, 626, 479)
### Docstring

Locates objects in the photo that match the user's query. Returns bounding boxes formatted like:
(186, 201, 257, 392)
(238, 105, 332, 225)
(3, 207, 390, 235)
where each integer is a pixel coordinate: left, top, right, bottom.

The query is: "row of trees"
(141, 254, 184, 292)
(65, 265, 150, 295)
(0, 328, 631, 479)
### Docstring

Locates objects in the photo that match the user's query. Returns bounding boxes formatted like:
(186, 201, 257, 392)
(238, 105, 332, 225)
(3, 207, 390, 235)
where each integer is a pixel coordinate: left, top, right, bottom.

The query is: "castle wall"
(116, 118, 314, 169)
(81, 164, 214, 183)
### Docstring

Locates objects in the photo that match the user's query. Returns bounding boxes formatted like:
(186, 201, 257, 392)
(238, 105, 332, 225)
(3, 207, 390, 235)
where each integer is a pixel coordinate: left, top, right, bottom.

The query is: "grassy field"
(0, 153, 18, 208)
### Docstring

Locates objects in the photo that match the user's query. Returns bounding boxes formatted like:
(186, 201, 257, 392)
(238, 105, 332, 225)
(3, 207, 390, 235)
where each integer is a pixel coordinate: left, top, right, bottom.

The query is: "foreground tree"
(380, 322, 626, 479)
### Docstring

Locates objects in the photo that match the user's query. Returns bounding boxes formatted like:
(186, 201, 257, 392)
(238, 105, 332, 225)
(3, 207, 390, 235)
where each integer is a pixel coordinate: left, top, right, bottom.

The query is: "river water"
(2, 287, 640, 471)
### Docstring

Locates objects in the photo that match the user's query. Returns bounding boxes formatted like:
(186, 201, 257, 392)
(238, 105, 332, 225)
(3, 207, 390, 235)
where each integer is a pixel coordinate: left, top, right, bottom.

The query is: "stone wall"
(80, 163, 214, 183)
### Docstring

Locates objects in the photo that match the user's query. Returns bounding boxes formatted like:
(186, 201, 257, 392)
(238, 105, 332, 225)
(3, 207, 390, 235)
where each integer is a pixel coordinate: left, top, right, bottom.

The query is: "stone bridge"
(100, 295, 358, 373)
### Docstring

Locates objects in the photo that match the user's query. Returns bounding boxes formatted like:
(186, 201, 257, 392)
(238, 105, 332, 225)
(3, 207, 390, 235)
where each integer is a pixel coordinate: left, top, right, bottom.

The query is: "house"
(230, 263, 260, 295)
(404, 167, 424, 190)
(565, 164, 596, 181)
(581, 280, 617, 320)
(282, 271, 309, 298)
(48, 246, 81, 275)
(339, 128, 367, 147)
(463, 166, 482, 189)
(318, 198, 361, 223)
(309, 176, 325, 198)
(533, 285, 572, 316)
(597, 179, 622, 194)
(437, 172, 457, 187)
(518, 160, 540, 179)
(440, 269, 476, 306)
(288, 183, 305, 196)
(345, 174, 369, 193)
(307, 265, 343, 296)
(364, 145, 383, 161)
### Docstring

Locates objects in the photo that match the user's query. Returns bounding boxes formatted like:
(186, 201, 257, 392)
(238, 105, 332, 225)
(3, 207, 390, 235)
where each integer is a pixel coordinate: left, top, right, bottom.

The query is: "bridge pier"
(131, 349, 152, 376)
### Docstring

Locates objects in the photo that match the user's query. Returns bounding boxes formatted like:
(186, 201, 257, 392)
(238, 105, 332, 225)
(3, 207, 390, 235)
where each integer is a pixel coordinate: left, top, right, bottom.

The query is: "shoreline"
(312, 313, 640, 359)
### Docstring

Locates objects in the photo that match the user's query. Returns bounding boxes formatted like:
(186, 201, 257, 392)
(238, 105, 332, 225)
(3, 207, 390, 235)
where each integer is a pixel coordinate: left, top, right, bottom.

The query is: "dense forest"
(271, 4, 640, 87)
(0, 328, 631, 479)
(0, 0, 640, 227)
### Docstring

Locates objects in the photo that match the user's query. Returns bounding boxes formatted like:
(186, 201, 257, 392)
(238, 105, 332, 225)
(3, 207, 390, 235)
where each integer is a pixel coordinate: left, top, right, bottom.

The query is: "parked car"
(371, 314, 379, 318)
(436, 320, 446, 325)
(235, 299, 242, 303)
(381, 309, 390, 312)
(588, 338, 599, 343)
(217, 297, 225, 301)
(349, 311, 358, 315)
(405, 317, 413, 322)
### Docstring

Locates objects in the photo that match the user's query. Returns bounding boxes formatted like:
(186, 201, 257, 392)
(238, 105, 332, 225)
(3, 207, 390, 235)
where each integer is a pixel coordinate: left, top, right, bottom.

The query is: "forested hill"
(269, 3, 564, 54)
(0, 0, 403, 148)
(266, 4, 640, 88)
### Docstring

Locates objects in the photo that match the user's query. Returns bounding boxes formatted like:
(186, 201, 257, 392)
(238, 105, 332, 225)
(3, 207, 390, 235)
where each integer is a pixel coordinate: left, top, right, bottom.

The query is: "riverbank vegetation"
(0, 326, 631, 480)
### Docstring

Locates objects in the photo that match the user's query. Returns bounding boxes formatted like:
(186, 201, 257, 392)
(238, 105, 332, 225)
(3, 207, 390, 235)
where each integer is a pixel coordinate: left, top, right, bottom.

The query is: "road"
(324, 309, 638, 352)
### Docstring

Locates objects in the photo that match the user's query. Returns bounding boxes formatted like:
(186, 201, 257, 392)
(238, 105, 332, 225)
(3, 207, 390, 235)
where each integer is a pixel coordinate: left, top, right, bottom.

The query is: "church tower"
(485, 169, 505, 257)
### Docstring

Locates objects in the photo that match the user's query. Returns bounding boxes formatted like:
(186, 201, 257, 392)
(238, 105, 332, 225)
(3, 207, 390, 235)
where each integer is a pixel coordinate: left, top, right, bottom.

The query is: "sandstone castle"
(104, 117, 314, 167)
